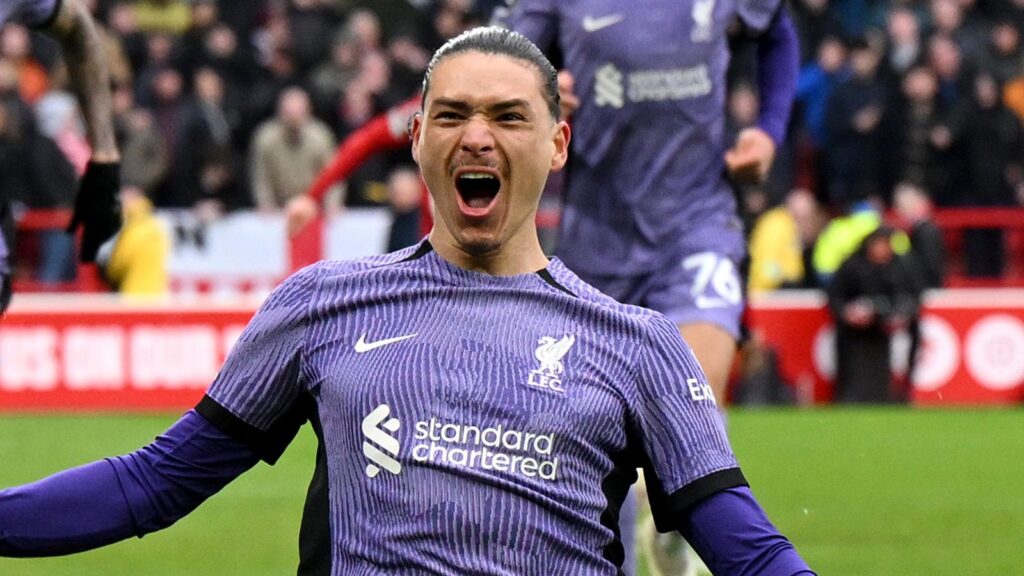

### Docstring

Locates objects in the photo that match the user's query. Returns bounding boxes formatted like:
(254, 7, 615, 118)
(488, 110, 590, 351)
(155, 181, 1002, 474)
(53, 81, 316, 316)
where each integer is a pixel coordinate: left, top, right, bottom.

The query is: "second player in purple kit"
(506, 1, 800, 573)
(506, 0, 799, 403)
(0, 28, 811, 576)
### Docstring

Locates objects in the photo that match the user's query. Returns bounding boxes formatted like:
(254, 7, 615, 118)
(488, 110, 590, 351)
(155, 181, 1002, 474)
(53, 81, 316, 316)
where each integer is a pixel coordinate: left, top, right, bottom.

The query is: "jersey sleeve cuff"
(195, 394, 308, 465)
(649, 468, 749, 533)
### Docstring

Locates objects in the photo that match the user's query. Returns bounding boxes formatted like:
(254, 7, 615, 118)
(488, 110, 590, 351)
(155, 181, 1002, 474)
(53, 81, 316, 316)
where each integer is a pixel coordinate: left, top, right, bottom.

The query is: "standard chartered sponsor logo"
(628, 65, 711, 101)
(594, 64, 625, 109)
(595, 63, 712, 108)
(361, 406, 561, 481)
(413, 417, 560, 480)
(362, 404, 402, 478)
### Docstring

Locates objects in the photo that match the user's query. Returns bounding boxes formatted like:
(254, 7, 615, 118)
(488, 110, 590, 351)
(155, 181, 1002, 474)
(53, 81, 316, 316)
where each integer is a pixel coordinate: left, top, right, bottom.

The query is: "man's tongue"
(457, 174, 499, 210)
(466, 195, 491, 209)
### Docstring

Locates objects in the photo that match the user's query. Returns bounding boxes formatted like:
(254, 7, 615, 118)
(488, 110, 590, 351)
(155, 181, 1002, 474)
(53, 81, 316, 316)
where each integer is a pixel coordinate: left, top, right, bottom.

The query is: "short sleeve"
(736, 0, 784, 33)
(504, 0, 559, 54)
(632, 314, 747, 532)
(198, 263, 321, 463)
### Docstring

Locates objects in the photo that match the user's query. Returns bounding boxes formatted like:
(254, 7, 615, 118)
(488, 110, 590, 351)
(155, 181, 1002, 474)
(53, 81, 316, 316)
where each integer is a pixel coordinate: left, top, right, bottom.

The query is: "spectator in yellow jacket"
(103, 186, 169, 295)
(748, 188, 824, 293)
(812, 197, 910, 285)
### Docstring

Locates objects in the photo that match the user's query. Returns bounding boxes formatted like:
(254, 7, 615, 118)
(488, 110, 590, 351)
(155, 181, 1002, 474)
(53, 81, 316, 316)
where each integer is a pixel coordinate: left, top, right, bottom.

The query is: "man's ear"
(410, 112, 423, 165)
(550, 120, 571, 172)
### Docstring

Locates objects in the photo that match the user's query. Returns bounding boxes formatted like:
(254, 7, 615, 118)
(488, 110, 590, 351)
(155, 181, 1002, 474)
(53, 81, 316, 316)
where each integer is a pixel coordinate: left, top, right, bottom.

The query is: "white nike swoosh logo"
(582, 14, 624, 32)
(354, 333, 418, 353)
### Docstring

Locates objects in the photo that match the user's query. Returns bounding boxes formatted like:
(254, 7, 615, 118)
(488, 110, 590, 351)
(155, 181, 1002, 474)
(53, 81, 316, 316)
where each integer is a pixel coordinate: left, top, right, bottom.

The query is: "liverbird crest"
(534, 335, 576, 375)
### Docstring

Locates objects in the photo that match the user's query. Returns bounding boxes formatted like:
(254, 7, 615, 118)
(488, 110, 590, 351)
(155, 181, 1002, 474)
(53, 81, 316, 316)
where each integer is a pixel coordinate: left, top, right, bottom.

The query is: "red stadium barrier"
(930, 207, 1024, 287)
(15, 209, 73, 231)
(1, 290, 1022, 411)
(0, 296, 258, 411)
(748, 289, 1024, 405)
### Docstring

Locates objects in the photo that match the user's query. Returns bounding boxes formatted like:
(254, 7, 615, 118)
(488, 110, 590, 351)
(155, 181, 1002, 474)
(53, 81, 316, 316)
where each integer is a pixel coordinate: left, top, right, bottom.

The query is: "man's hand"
(557, 70, 579, 120)
(286, 194, 319, 237)
(843, 299, 875, 328)
(886, 314, 910, 334)
(67, 161, 122, 262)
(724, 127, 776, 184)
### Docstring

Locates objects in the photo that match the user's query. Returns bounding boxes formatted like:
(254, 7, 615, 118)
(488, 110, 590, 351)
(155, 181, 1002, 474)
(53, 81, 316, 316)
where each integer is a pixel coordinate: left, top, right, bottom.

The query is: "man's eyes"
(432, 111, 527, 122)
(434, 111, 464, 121)
(497, 112, 526, 122)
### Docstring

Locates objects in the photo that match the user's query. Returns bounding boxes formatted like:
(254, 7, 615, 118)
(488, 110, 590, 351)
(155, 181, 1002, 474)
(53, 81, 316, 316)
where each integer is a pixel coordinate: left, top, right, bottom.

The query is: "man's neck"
(429, 230, 549, 276)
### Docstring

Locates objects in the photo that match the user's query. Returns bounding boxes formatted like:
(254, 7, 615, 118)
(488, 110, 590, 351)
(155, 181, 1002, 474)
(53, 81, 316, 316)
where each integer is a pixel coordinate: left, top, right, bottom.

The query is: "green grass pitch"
(0, 408, 1021, 575)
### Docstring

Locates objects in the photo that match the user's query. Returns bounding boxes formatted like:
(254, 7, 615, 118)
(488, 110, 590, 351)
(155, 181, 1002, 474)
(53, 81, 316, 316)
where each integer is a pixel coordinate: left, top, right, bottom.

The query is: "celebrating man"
(1, 28, 812, 576)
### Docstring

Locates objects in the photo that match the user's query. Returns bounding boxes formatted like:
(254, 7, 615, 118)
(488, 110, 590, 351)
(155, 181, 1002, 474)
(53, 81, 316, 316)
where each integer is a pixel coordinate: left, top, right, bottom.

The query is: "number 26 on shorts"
(682, 252, 742, 309)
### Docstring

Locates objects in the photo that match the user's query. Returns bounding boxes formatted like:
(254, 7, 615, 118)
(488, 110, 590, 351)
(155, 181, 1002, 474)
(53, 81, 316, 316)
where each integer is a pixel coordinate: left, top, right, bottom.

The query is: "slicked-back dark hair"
(421, 26, 560, 120)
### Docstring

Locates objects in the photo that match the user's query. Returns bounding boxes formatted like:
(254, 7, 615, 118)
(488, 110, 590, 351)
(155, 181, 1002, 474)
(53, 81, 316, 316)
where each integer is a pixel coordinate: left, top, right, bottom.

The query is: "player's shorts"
(580, 221, 746, 340)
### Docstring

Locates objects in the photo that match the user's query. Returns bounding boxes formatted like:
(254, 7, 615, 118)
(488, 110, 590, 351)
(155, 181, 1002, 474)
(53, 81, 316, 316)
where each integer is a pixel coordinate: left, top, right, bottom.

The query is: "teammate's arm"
(725, 7, 799, 184)
(44, 0, 117, 162)
(287, 96, 419, 236)
(41, 0, 121, 262)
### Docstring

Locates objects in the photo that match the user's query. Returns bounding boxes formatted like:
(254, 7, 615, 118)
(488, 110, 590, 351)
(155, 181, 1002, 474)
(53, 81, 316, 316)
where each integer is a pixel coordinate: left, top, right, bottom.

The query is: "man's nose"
(459, 118, 495, 155)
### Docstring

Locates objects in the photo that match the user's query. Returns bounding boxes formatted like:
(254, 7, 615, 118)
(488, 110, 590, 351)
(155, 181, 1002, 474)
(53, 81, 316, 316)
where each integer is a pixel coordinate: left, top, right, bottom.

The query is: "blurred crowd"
(2, 0, 1024, 291)
(2, 0, 497, 287)
(738, 0, 1024, 289)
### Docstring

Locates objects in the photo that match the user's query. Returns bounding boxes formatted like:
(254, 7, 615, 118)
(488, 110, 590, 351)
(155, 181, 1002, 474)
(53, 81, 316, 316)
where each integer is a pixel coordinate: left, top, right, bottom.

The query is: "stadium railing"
(10, 206, 1024, 293)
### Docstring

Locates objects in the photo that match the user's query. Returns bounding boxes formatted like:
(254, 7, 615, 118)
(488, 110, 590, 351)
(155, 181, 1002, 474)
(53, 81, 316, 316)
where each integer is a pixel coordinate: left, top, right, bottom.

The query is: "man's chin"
(461, 241, 502, 258)
(456, 232, 502, 258)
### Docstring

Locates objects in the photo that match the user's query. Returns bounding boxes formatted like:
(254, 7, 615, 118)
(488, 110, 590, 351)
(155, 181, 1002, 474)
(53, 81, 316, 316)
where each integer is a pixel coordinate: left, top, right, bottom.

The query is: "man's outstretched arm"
(677, 486, 815, 576)
(0, 411, 259, 557)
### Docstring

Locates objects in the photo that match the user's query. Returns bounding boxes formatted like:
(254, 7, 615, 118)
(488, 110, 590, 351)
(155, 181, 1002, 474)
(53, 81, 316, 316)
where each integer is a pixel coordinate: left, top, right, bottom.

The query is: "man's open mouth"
(455, 171, 501, 210)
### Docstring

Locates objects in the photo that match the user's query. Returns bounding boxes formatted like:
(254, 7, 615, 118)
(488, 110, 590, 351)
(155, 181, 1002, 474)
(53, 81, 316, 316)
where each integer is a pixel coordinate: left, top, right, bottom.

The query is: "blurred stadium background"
(2, 0, 1024, 574)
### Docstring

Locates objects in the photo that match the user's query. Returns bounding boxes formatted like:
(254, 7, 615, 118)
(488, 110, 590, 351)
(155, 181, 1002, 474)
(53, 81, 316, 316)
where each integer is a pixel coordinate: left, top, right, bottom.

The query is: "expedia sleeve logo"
(687, 377, 717, 405)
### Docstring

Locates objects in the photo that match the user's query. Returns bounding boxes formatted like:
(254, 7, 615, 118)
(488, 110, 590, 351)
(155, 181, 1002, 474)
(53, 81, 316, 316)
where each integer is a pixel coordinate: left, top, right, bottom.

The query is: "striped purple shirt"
(507, 0, 783, 276)
(201, 241, 743, 575)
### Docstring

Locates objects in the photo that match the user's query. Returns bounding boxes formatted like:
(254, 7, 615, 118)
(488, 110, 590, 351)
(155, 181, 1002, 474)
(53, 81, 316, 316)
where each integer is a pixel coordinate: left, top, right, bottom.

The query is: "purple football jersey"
(202, 242, 743, 575)
(0, 0, 60, 28)
(507, 0, 782, 276)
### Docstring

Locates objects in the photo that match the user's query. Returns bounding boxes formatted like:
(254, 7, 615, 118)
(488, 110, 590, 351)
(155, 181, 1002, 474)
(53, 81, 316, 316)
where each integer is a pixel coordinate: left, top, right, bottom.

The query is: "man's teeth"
(461, 173, 495, 179)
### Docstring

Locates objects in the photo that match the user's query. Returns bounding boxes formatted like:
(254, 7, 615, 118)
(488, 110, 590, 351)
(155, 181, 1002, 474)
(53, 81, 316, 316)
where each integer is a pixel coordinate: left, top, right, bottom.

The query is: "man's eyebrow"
(428, 98, 533, 114)
(488, 99, 533, 113)
(428, 98, 473, 113)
